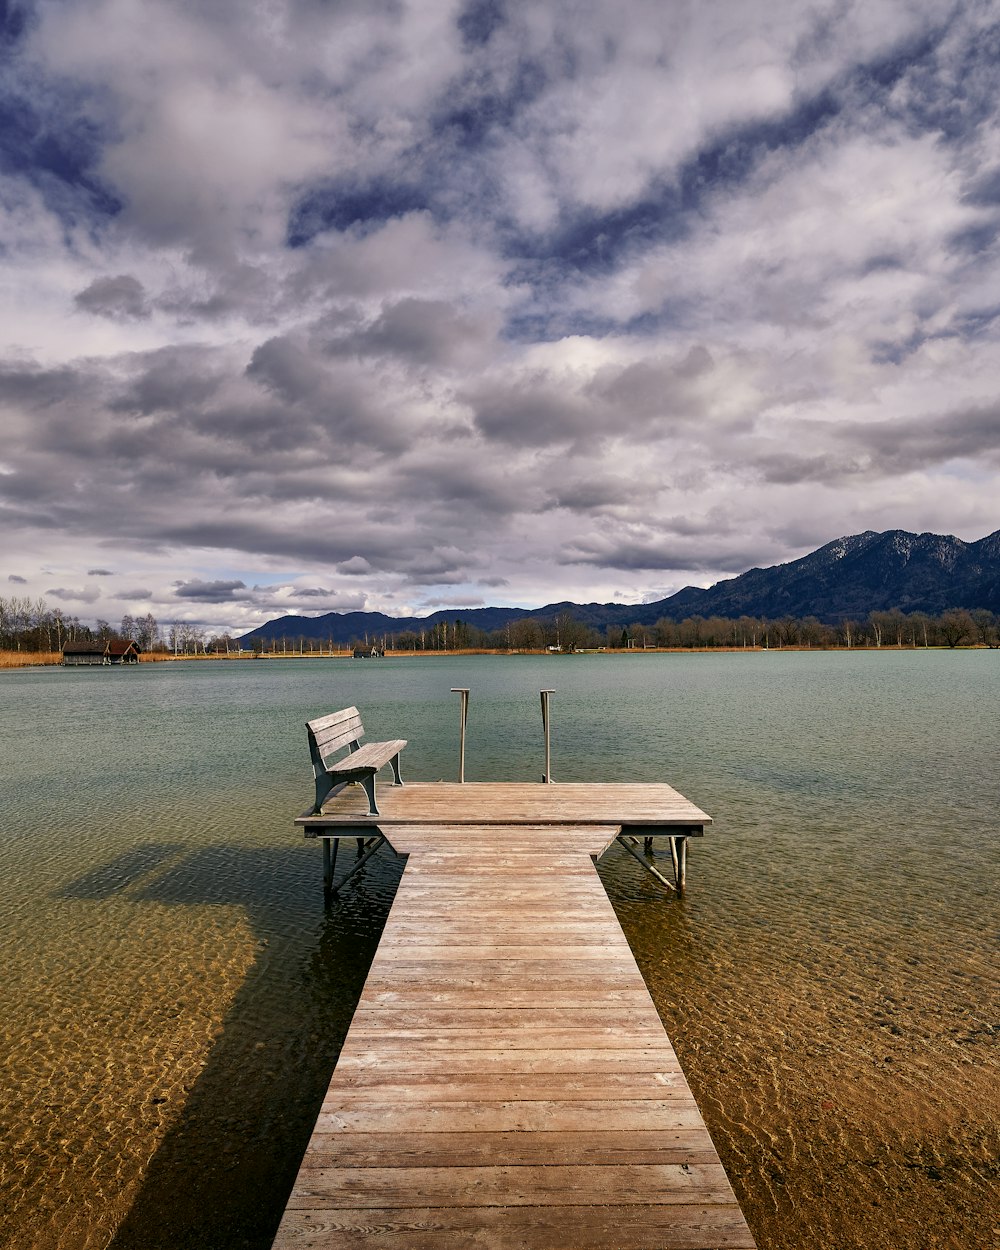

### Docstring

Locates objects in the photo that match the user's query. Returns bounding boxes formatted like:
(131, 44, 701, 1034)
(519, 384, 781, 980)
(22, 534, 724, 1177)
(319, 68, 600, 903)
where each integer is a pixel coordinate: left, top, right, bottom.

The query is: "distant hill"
(651, 529, 1000, 622)
(238, 528, 1000, 644)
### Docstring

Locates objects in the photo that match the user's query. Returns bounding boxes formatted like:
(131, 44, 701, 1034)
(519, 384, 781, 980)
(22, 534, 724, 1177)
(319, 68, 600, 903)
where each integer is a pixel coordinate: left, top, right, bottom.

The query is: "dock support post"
(617, 835, 677, 893)
(674, 837, 688, 894)
(540, 689, 555, 783)
(323, 834, 387, 898)
(451, 687, 470, 782)
(322, 837, 339, 894)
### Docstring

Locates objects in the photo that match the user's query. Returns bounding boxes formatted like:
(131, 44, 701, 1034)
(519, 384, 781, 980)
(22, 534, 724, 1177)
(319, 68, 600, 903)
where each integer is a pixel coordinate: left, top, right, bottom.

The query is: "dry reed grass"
(0, 651, 62, 668)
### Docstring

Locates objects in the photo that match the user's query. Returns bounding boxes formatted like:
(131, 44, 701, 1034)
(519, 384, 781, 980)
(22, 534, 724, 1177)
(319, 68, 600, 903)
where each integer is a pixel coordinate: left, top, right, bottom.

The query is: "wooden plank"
(371, 945, 637, 960)
(313, 1101, 706, 1134)
(332, 1047, 684, 1075)
(336, 1031, 667, 1053)
(377, 927, 632, 941)
(361, 989, 648, 1007)
(286, 1162, 735, 1207)
(345, 1009, 667, 1034)
(328, 739, 407, 774)
(309, 708, 365, 756)
(273, 1205, 756, 1249)
(300, 1129, 721, 1167)
(326, 1073, 692, 1103)
(329, 1063, 686, 1087)
(359, 972, 649, 994)
(308, 708, 363, 735)
(356, 962, 648, 981)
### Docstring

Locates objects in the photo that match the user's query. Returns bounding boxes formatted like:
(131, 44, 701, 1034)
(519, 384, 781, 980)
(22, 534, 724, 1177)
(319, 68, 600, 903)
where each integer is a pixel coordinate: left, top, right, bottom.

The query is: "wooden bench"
(306, 706, 406, 817)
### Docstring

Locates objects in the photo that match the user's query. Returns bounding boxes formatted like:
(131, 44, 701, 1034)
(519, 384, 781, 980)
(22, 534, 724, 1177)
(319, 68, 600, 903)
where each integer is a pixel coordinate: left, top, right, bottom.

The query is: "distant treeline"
(255, 606, 1000, 653)
(0, 595, 267, 656)
(0, 597, 170, 653)
(5, 593, 997, 657)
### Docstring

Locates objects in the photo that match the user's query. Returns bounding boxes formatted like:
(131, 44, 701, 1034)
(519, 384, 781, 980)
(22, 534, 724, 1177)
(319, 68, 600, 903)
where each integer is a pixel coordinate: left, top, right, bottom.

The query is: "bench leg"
(389, 752, 404, 786)
(360, 774, 380, 816)
(314, 774, 334, 815)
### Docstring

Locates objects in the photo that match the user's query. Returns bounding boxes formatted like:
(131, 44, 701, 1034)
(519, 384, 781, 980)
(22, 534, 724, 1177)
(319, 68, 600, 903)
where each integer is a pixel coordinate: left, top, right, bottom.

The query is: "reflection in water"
(0, 653, 997, 1250)
(105, 845, 405, 1250)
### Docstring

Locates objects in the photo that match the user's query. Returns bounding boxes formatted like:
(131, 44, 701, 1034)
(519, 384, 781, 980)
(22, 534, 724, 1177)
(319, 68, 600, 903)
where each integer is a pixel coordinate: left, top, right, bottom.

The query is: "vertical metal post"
(451, 687, 470, 782)
(322, 837, 338, 894)
(540, 689, 555, 782)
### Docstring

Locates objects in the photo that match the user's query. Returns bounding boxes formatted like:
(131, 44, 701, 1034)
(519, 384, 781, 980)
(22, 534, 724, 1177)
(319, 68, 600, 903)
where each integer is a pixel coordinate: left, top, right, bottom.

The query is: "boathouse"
(62, 640, 141, 666)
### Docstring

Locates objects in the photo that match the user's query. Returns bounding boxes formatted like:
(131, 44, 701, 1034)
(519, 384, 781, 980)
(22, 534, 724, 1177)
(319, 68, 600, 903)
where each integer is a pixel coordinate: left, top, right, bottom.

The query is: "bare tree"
(136, 612, 160, 650)
(938, 609, 974, 648)
(971, 609, 997, 647)
(654, 618, 678, 647)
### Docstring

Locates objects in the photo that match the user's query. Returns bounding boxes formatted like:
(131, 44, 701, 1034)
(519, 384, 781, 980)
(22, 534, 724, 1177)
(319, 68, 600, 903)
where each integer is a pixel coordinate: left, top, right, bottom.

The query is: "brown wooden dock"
(296, 781, 712, 832)
(272, 785, 755, 1249)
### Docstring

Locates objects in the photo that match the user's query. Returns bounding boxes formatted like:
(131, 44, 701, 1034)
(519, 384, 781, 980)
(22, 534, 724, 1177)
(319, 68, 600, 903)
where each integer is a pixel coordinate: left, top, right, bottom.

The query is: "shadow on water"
(59, 844, 187, 900)
(57, 839, 405, 1250)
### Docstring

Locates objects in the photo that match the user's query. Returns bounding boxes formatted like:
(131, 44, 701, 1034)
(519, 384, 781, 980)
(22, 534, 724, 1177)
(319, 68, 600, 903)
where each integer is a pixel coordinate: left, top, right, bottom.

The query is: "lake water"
(0, 652, 996, 1250)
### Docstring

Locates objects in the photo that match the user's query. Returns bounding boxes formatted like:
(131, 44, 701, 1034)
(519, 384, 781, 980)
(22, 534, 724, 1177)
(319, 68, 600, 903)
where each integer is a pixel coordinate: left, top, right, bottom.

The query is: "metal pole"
(451, 687, 470, 782)
(617, 834, 678, 893)
(326, 834, 387, 898)
(540, 689, 555, 782)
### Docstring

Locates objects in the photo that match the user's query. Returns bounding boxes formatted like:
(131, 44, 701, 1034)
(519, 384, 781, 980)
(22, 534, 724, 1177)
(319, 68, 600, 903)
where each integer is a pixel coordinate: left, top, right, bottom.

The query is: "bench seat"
(307, 707, 406, 816)
(327, 738, 408, 780)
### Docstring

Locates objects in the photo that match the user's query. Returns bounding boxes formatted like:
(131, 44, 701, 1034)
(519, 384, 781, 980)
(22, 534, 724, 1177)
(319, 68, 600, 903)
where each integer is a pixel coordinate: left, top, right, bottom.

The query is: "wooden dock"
(272, 785, 756, 1249)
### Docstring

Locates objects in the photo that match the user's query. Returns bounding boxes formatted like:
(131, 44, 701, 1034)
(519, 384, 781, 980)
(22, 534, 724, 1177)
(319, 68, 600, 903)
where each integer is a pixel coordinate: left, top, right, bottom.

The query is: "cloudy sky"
(2, 0, 1000, 635)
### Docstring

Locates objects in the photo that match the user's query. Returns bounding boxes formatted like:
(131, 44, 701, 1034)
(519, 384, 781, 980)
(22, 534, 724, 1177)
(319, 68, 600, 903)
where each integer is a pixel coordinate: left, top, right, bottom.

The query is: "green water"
(0, 653, 996, 1250)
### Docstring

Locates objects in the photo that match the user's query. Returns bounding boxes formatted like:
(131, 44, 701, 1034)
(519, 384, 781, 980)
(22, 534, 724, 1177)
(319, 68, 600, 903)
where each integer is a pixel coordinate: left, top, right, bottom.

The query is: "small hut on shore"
(63, 640, 141, 666)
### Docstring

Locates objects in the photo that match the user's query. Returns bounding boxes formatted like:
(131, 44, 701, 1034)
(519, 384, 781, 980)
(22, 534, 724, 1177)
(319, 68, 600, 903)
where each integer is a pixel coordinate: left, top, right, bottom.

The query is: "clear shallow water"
(0, 652, 996, 1250)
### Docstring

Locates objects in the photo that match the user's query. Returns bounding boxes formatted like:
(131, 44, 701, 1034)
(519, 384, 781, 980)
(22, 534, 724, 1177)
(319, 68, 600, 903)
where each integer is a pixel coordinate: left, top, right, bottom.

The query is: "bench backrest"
(307, 706, 364, 765)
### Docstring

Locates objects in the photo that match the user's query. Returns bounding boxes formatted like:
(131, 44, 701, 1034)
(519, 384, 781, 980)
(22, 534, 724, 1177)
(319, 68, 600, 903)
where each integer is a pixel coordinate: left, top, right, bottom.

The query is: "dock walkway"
(272, 812, 756, 1248)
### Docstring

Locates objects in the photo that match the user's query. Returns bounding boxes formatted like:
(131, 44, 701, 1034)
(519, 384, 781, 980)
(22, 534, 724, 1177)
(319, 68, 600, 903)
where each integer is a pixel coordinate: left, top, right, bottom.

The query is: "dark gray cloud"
(464, 375, 597, 447)
(334, 298, 500, 367)
(75, 275, 149, 320)
(842, 404, 1000, 473)
(7, 574, 28, 584)
(560, 533, 761, 574)
(245, 336, 411, 451)
(173, 579, 248, 601)
(546, 475, 636, 511)
(108, 346, 225, 416)
(87, 568, 114, 576)
(46, 585, 101, 603)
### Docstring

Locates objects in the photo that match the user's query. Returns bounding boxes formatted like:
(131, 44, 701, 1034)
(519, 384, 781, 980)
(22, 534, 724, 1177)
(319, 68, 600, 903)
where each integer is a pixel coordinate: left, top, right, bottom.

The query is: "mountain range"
(239, 528, 1000, 644)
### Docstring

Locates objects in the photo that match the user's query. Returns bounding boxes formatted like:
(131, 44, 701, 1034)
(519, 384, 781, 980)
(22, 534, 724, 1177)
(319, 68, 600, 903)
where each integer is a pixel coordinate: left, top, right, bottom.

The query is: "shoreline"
(2, 642, 996, 672)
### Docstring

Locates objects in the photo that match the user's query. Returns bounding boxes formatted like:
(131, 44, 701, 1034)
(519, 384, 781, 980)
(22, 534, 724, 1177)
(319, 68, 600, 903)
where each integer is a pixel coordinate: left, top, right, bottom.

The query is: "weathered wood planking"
(271, 824, 755, 1249)
(297, 781, 711, 832)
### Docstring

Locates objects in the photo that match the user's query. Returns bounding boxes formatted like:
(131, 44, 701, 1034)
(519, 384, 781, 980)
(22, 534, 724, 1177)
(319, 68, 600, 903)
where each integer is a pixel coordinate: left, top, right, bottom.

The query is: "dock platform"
(273, 784, 755, 1249)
